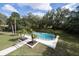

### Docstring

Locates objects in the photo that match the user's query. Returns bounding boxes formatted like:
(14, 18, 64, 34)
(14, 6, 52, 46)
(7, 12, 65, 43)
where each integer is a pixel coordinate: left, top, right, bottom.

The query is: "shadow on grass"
(9, 34, 17, 36)
(42, 41, 68, 56)
(9, 38, 19, 42)
(42, 39, 79, 56)
(0, 33, 4, 35)
(0, 32, 17, 36)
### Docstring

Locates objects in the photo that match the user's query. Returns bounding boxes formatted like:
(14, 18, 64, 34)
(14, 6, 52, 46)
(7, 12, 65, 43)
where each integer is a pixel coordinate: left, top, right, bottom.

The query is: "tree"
(31, 33, 37, 43)
(25, 12, 41, 29)
(17, 27, 37, 43)
(7, 12, 20, 34)
(11, 12, 20, 34)
(40, 10, 54, 29)
(64, 11, 79, 34)
(0, 13, 7, 31)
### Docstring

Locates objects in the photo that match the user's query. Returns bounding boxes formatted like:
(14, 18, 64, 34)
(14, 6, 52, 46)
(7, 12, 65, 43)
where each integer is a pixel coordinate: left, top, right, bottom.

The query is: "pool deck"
(34, 35, 59, 49)
(23, 34, 59, 49)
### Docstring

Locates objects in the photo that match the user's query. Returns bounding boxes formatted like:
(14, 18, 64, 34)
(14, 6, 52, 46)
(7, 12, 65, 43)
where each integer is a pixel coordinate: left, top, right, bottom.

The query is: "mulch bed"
(27, 41, 37, 46)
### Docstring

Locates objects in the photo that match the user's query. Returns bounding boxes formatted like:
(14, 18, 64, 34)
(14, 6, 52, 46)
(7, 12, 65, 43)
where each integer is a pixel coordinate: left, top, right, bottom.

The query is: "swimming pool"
(33, 32, 56, 40)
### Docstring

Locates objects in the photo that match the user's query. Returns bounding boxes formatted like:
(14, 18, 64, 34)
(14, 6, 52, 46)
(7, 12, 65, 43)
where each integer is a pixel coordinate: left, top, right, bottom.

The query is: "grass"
(8, 43, 47, 56)
(0, 32, 18, 51)
(7, 29, 79, 56)
(0, 29, 79, 56)
(41, 29, 79, 56)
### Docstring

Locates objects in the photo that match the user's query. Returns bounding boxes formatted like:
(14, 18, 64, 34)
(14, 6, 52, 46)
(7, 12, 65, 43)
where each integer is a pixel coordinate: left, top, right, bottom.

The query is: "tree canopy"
(0, 7, 79, 34)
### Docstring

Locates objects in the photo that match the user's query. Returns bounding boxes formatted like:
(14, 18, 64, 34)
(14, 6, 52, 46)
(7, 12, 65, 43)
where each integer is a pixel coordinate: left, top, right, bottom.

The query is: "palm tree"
(17, 28, 37, 43)
(7, 17, 14, 34)
(24, 28, 37, 43)
(11, 12, 20, 34)
(0, 20, 3, 30)
(0, 13, 7, 31)
(31, 33, 37, 43)
(8, 12, 20, 35)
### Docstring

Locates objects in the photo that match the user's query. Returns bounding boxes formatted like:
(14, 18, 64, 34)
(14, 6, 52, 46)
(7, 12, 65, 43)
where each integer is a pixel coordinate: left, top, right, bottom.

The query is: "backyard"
(0, 32, 19, 51)
(0, 3, 79, 56)
(0, 29, 79, 56)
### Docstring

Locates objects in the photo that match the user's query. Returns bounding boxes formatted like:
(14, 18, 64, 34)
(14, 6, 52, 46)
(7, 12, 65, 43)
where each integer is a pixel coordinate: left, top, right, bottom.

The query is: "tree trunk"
(14, 18, 16, 35)
(11, 23, 14, 35)
(31, 35, 34, 44)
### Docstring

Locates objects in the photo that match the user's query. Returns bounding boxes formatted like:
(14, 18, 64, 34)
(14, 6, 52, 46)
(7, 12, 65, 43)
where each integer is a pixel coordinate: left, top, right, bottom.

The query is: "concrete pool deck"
(24, 34, 59, 49)
(34, 35, 59, 49)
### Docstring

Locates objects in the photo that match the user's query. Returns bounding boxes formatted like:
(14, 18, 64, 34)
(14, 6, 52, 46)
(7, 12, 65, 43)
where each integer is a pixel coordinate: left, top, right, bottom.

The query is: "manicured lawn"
(0, 32, 18, 51)
(8, 29, 79, 56)
(8, 43, 47, 56)
(0, 29, 79, 56)
(42, 30, 79, 56)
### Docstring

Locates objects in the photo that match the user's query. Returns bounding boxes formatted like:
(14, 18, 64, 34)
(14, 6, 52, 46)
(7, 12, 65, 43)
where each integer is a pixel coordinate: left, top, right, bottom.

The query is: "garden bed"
(27, 41, 37, 46)
(26, 41, 39, 48)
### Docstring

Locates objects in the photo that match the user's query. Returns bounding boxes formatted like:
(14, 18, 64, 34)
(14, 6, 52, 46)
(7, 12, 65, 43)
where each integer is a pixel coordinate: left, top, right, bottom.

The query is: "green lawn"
(42, 30, 79, 56)
(8, 43, 47, 56)
(0, 32, 18, 51)
(0, 30, 79, 56)
(8, 29, 79, 56)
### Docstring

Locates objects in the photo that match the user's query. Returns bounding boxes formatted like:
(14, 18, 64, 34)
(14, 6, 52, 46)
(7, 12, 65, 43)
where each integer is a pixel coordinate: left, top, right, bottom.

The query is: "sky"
(0, 3, 79, 17)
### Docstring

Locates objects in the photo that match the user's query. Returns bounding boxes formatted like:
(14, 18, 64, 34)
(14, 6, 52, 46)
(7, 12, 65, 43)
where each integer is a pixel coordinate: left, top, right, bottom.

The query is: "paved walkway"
(0, 39, 31, 56)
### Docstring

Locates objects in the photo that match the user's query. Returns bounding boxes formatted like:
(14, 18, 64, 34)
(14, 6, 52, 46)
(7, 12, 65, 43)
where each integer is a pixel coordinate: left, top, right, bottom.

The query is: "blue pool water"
(33, 32, 56, 40)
